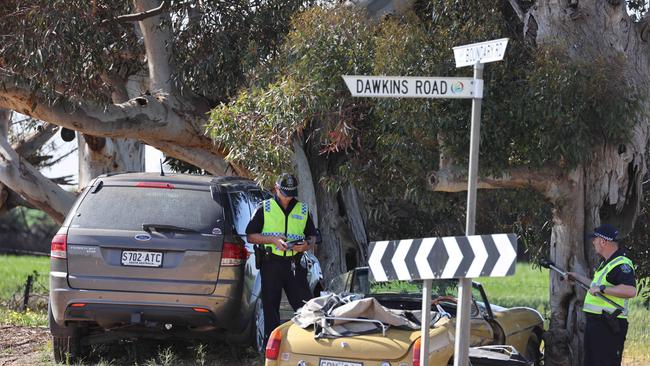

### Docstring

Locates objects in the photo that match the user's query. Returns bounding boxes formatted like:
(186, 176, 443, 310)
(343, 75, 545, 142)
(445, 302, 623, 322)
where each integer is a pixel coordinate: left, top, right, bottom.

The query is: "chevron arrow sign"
(368, 234, 517, 282)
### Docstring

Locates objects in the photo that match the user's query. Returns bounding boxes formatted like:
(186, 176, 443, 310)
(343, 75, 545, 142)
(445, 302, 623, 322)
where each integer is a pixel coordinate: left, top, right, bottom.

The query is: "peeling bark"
(78, 135, 146, 188)
(13, 124, 58, 157)
(135, 0, 175, 97)
(341, 185, 369, 264)
(293, 138, 319, 223)
(77, 76, 146, 188)
(0, 109, 75, 223)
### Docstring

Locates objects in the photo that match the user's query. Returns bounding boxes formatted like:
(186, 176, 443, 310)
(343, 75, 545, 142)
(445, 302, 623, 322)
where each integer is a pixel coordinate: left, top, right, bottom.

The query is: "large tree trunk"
(306, 143, 370, 281)
(525, 2, 650, 365)
(544, 170, 586, 366)
(78, 135, 145, 188)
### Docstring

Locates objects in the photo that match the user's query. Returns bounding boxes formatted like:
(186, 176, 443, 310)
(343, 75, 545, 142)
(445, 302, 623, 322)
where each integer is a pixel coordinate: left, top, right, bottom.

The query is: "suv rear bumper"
(50, 272, 240, 332)
(64, 303, 218, 329)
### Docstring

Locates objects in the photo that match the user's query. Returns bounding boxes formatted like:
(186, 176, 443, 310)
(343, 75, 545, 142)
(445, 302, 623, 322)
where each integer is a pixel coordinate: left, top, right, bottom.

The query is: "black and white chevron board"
(368, 233, 517, 282)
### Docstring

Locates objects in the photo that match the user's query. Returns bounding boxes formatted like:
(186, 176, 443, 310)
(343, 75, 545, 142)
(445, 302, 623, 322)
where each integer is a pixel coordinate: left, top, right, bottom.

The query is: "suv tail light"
(51, 233, 68, 259)
(136, 182, 175, 189)
(220, 242, 246, 266)
(265, 328, 282, 360)
(413, 338, 422, 366)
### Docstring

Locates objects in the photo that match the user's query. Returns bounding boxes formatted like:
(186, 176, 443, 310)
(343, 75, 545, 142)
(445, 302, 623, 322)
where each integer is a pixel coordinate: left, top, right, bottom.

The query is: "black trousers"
(260, 253, 312, 346)
(584, 313, 628, 366)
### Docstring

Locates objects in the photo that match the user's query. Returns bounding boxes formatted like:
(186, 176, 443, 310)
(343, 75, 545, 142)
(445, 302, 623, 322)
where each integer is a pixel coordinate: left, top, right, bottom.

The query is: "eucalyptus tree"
(0, 0, 314, 220)
(207, 2, 649, 365)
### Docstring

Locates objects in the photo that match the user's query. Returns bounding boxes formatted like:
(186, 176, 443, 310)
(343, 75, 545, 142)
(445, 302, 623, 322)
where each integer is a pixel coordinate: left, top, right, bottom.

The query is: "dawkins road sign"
(342, 75, 481, 99)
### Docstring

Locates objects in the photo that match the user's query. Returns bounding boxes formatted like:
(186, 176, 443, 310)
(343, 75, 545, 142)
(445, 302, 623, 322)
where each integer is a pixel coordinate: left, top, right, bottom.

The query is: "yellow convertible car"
(264, 267, 543, 366)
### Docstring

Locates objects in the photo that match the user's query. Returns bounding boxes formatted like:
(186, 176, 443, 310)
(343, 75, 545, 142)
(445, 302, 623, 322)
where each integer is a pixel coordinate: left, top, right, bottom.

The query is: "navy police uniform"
(246, 191, 317, 348)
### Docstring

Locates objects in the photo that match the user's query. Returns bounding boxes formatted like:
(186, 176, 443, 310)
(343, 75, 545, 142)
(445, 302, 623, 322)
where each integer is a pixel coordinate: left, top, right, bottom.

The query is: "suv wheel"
(254, 298, 265, 353)
(49, 303, 87, 363)
(52, 335, 84, 364)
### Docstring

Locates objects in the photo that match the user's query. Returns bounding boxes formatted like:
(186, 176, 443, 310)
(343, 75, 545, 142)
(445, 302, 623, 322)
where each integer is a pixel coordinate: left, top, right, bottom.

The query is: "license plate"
(121, 251, 163, 267)
(319, 359, 363, 366)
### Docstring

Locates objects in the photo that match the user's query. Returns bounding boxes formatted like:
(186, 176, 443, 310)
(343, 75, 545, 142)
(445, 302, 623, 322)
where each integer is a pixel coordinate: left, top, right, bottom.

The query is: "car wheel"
(526, 332, 543, 366)
(49, 302, 86, 363)
(52, 335, 84, 364)
(254, 298, 265, 354)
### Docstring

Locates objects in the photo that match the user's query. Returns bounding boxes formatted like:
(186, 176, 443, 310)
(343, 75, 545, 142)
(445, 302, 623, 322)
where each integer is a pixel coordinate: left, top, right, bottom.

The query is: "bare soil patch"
(0, 324, 264, 366)
(0, 325, 49, 366)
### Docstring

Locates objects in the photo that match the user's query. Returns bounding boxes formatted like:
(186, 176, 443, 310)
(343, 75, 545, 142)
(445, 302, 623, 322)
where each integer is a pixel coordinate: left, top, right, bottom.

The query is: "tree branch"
(149, 138, 247, 176)
(117, 0, 167, 22)
(13, 123, 58, 156)
(0, 109, 75, 223)
(0, 79, 192, 142)
(506, 0, 525, 22)
(134, 0, 175, 96)
(428, 165, 562, 198)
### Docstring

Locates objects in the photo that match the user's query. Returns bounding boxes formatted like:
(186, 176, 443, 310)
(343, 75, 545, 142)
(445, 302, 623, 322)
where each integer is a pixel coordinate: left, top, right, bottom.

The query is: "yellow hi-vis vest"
(261, 198, 308, 257)
(583, 255, 634, 318)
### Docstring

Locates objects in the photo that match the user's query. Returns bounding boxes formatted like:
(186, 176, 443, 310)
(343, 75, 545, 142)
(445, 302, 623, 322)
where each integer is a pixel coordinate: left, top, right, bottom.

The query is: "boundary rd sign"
(367, 234, 517, 282)
(453, 38, 509, 68)
(342, 75, 481, 99)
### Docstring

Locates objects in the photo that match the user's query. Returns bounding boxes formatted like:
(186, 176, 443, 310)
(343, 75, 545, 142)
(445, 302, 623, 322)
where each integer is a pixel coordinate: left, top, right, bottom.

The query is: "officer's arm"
(600, 284, 636, 298)
(600, 263, 637, 298)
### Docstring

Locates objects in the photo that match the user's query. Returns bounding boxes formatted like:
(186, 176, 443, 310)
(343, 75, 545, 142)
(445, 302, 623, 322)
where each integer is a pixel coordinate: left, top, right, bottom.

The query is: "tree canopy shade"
(207, 3, 643, 212)
(207, 3, 649, 365)
(0, 0, 316, 219)
(1, 1, 649, 364)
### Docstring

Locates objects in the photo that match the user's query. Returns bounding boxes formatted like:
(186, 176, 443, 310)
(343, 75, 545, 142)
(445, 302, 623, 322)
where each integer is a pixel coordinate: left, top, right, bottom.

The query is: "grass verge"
(478, 263, 650, 364)
(0, 254, 49, 303)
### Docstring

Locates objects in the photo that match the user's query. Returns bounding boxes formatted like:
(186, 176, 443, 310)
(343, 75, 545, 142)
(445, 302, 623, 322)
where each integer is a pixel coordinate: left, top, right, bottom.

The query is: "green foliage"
(207, 3, 640, 239)
(0, 0, 314, 107)
(209, 78, 316, 187)
(0, 1, 140, 104)
(168, 0, 316, 103)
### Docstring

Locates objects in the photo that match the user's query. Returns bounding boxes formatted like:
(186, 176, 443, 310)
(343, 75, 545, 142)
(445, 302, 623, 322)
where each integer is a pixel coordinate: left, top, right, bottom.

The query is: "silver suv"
(49, 173, 322, 362)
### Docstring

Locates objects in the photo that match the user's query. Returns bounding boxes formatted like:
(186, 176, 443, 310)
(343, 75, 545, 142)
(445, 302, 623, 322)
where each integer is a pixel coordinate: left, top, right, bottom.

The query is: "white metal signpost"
(343, 38, 509, 366)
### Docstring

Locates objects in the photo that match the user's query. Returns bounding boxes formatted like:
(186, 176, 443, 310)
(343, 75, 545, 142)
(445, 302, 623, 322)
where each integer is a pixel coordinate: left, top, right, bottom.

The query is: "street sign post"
(452, 38, 508, 366)
(342, 38, 508, 366)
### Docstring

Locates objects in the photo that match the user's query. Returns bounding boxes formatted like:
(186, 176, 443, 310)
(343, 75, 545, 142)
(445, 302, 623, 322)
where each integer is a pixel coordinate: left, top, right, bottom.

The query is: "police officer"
(246, 173, 317, 348)
(567, 224, 636, 366)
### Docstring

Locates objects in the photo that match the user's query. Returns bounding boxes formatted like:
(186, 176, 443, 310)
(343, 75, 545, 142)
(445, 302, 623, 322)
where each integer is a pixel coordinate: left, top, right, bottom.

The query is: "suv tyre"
(254, 298, 265, 354)
(49, 303, 87, 363)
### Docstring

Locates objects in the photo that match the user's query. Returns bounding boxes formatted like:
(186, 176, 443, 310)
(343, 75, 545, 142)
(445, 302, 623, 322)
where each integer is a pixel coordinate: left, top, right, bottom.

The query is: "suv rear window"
(70, 185, 223, 233)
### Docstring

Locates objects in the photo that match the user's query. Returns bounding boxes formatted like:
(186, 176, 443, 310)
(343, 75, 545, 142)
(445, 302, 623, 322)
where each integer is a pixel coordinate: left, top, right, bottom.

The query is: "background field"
(0, 254, 49, 301)
(0, 255, 648, 365)
(478, 263, 649, 365)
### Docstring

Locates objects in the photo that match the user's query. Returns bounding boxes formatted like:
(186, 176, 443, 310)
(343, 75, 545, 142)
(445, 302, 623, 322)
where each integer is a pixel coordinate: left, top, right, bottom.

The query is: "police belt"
(267, 251, 302, 261)
(585, 311, 626, 334)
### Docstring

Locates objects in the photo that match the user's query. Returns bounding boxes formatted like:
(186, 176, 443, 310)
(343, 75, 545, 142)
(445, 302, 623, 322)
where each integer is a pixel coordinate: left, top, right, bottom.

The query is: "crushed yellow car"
(265, 267, 543, 366)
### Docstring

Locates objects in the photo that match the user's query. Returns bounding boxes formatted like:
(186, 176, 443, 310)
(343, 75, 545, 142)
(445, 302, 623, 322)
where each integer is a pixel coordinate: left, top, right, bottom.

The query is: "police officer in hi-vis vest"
(567, 224, 636, 366)
(246, 173, 317, 348)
